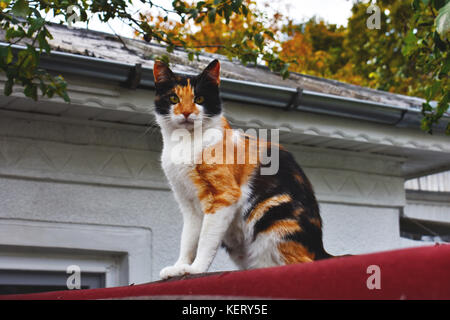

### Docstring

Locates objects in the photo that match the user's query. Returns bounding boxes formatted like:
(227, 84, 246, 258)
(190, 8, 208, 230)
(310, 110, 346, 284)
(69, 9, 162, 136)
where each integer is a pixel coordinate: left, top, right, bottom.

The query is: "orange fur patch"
(190, 163, 242, 214)
(292, 208, 304, 217)
(310, 218, 321, 228)
(190, 118, 261, 214)
(261, 219, 301, 237)
(294, 173, 304, 184)
(246, 194, 292, 223)
(173, 80, 199, 116)
(278, 241, 315, 264)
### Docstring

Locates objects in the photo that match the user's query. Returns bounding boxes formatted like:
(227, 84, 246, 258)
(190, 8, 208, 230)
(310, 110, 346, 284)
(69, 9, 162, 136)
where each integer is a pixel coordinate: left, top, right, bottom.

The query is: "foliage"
(0, 0, 72, 101)
(342, 0, 449, 134)
(406, 0, 449, 134)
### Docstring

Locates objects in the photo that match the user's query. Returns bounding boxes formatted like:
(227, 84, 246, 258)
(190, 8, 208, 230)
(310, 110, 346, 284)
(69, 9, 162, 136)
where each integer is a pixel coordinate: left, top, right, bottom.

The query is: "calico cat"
(153, 59, 331, 279)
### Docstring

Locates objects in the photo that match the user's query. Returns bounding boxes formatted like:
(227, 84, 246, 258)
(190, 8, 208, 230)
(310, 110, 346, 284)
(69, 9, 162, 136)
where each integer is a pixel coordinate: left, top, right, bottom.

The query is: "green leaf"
(254, 33, 264, 49)
(28, 17, 46, 35)
(232, 0, 243, 11)
(434, 31, 447, 50)
(402, 31, 418, 56)
(241, 5, 248, 16)
(224, 6, 232, 24)
(37, 31, 51, 53)
(432, 0, 447, 10)
(4, 79, 13, 96)
(436, 1, 450, 39)
(24, 83, 38, 100)
(6, 46, 13, 64)
(11, 0, 30, 17)
(196, 1, 206, 10)
(441, 56, 450, 74)
(5, 27, 26, 40)
(0, 46, 13, 64)
(61, 91, 70, 103)
(208, 8, 216, 23)
(426, 80, 441, 100)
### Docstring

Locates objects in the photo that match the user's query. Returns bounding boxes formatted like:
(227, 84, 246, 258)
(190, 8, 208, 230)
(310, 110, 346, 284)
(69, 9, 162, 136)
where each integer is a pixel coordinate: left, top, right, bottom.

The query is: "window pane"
(0, 270, 105, 295)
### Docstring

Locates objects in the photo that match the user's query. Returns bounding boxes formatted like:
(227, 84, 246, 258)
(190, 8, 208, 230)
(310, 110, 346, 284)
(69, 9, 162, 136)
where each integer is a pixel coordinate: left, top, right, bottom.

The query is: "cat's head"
(153, 59, 222, 130)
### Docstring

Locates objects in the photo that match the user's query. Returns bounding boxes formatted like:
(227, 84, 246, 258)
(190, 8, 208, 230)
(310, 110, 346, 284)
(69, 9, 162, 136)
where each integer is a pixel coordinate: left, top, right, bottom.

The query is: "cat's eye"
(169, 95, 179, 104)
(195, 96, 205, 104)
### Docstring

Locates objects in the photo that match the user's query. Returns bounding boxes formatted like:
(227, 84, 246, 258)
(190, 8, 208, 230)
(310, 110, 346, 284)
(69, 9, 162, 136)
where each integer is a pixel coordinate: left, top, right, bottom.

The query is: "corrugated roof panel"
(405, 171, 450, 192)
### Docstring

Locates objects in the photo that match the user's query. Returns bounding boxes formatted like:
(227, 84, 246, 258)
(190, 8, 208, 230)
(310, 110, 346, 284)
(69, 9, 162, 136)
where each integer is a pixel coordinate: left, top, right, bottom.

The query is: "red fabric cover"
(2, 245, 449, 300)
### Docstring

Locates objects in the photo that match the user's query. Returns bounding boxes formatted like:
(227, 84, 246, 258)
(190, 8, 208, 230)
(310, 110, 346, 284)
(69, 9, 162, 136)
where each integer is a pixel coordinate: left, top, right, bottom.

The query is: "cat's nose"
(182, 112, 192, 119)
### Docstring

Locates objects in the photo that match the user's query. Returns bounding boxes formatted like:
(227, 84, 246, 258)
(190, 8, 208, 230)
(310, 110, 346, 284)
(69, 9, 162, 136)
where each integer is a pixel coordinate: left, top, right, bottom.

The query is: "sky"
(66, 0, 357, 38)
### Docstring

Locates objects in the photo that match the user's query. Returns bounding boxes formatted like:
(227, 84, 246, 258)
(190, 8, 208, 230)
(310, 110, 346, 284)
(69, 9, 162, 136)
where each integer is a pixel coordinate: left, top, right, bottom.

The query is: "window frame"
(0, 218, 153, 287)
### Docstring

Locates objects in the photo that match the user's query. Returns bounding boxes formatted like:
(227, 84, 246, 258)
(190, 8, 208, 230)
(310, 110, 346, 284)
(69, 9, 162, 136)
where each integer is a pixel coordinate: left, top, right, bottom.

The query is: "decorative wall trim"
(0, 136, 167, 190)
(307, 168, 405, 207)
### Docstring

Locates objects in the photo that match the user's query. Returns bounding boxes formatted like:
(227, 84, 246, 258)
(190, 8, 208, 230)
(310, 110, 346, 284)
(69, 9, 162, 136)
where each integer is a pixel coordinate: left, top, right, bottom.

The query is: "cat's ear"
(153, 60, 175, 84)
(201, 59, 220, 85)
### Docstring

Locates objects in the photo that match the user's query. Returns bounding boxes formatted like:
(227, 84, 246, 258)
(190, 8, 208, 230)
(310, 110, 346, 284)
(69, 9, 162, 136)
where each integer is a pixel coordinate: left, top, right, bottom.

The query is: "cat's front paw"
(160, 265, 185, 279)
(159, 264, 204, 279)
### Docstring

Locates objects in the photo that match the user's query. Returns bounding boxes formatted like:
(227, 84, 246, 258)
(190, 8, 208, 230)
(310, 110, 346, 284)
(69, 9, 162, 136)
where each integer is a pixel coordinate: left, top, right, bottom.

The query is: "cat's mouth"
(179, 119, 194, 124)
(175, 117, 202, 129)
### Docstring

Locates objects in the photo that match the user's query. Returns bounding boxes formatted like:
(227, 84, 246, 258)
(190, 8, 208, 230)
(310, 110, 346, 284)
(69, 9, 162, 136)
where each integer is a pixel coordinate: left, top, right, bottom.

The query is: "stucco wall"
(0, 110, 415, 283)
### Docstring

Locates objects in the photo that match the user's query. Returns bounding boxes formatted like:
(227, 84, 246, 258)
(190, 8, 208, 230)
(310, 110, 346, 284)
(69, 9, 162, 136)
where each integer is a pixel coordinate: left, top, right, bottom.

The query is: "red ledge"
(1, 245, 449, 300)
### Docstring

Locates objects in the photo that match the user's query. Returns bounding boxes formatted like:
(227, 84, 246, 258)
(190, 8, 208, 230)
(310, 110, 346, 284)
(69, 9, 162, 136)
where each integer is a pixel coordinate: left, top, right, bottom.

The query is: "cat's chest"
(160, 126, 224, 188)
(160, 142, 199, 197)
(161, 150, 194, 180)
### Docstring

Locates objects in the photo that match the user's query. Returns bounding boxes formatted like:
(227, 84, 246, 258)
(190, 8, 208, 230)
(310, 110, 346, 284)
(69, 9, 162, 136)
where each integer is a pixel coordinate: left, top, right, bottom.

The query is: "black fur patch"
(245, 147, 330, 260)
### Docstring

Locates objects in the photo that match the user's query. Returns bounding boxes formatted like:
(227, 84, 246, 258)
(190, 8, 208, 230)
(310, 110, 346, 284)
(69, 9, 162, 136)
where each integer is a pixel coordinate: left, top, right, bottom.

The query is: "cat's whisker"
(138, 118, 159, 139)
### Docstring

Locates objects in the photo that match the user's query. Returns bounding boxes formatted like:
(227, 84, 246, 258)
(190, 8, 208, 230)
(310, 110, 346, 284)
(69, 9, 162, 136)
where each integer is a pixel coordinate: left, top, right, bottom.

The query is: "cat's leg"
(180, 204, 238, 275)
(160, 193, 203, 279)
(176, 205, 203, 266)
(160, 204, 238, 278)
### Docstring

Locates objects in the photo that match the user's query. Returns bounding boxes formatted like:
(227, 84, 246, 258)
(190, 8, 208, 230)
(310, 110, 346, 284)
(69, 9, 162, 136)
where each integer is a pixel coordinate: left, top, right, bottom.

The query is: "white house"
(0, 25, 449, 293)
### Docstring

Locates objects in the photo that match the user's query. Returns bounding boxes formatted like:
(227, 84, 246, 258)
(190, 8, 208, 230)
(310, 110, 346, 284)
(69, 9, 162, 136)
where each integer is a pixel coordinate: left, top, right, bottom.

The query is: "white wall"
(320, 204, 401, 255)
